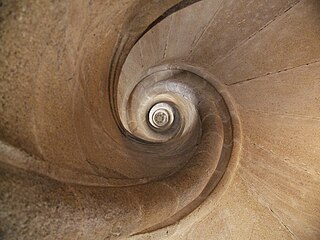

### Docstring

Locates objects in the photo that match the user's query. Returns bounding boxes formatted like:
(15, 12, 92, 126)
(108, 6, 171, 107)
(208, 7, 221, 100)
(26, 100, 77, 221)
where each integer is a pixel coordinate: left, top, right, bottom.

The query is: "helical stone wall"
(74, 57, 241, 232)
(1, 0, 320, 239)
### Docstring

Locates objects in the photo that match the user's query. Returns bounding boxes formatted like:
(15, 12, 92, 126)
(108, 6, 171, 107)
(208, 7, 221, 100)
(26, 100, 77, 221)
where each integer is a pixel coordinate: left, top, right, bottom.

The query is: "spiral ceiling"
(0, 0, 320, 239)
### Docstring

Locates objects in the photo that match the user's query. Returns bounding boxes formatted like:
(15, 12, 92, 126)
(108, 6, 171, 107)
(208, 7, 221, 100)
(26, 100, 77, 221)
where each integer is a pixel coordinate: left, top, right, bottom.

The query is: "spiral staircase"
(0, 0, 320, 239)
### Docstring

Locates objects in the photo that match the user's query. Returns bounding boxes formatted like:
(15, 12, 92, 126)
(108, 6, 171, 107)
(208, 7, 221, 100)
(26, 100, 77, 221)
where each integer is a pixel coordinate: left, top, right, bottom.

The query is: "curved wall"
(0, 0, 320, 239)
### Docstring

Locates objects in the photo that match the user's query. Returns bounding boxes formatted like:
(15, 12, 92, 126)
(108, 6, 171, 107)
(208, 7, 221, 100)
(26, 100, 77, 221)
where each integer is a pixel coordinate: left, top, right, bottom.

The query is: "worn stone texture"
(1, 0, 320, 239)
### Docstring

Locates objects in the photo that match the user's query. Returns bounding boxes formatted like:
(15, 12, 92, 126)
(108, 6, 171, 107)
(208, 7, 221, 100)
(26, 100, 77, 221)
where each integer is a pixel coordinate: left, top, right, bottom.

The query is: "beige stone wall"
(1, 0, 319, 239)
